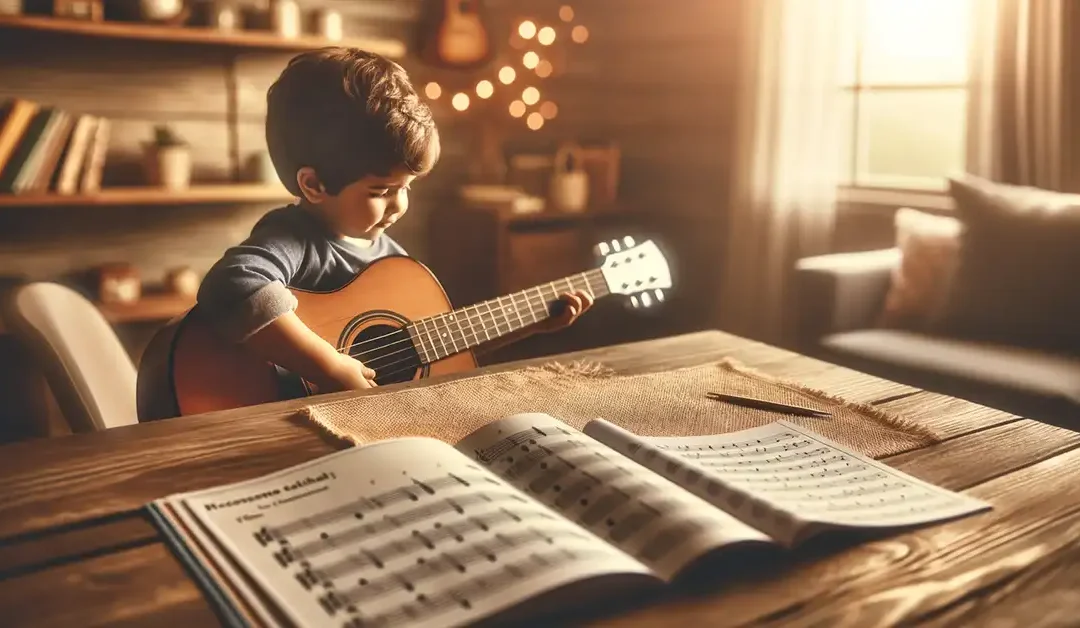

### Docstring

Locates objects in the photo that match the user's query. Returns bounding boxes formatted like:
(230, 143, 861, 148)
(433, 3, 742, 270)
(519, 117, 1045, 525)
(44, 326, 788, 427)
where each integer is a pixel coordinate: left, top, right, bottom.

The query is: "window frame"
(839, 1, 970, 198)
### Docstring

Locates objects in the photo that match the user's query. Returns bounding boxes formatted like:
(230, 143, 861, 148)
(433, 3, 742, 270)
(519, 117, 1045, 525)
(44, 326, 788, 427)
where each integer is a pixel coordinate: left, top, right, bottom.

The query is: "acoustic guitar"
(418, 0, 494, 69)
(136, 237, 672, 421)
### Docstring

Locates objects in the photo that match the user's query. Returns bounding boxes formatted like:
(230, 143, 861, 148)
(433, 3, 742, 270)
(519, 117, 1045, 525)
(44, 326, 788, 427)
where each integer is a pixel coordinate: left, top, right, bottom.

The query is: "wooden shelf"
(97, 294, 194, 324)
(0, 15, 407, 58)
(0, 184, 296, 207)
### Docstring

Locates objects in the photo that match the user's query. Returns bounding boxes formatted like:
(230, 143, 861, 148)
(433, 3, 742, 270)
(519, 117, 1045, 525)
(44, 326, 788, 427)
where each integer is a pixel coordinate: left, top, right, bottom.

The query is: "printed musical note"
(587, 418, 990, 533)
(457, 414, 776, 580)
(184, 437, 656, 628)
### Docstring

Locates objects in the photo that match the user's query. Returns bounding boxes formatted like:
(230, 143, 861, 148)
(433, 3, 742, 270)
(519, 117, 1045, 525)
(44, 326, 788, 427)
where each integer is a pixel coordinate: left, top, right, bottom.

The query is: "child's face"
(314, 168, 416, 240)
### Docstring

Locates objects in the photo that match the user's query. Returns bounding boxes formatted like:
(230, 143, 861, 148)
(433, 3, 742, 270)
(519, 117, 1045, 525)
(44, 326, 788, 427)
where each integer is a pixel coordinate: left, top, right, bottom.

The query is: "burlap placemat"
(299, 358, 941, 459)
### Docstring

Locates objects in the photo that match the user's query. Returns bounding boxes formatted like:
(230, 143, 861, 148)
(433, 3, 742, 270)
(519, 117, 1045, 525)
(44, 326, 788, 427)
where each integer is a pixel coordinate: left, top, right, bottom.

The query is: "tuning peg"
(630, 295, 639, 308)
(641, 292, 652, 307)
(610, 239, 622, 252)
(595, 242, 610, 256)
(654, 289, 665, 302)
(623, 236, 635, 248)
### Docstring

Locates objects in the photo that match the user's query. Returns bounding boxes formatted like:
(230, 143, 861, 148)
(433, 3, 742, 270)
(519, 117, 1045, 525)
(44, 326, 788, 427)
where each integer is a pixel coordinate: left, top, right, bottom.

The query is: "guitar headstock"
(595, 236, 672, 309)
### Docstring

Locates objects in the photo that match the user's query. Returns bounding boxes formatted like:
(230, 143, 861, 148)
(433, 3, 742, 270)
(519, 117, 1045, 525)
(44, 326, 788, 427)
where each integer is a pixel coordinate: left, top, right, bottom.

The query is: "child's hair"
(266, 47, 440, 196)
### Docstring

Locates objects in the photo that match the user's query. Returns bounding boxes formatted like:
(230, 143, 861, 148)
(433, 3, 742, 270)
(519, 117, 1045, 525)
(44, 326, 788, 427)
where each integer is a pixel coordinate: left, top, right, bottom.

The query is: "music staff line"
(321, 528, 566, 610)
(255, 473, 501, 544)
(294, 508, 560, 585)
(273, 492, 528, 565)
(345, 548, 611, 628)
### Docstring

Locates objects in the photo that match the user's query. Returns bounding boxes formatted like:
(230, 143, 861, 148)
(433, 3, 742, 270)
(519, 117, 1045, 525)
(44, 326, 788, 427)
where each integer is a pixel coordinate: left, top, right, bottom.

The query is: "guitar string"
(335, 272, 605, 363)
(359, 281, 603, 379)
(345, 285, 585, 369)
(330, 270, 603, 358)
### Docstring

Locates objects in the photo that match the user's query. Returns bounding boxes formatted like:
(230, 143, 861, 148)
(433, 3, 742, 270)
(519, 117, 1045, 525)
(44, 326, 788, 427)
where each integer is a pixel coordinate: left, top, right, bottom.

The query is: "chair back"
(2, 282, 138, 432)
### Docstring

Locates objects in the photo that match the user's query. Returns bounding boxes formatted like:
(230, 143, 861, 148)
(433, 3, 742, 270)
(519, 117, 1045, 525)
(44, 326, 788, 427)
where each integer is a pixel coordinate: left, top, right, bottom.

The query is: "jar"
(314, 8, 342, 40)
(270, 0, 300, 38)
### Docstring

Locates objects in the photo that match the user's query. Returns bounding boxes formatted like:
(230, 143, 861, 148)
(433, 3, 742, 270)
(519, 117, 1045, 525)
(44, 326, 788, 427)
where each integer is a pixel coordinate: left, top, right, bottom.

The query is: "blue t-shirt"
(196, 204, 407, 342)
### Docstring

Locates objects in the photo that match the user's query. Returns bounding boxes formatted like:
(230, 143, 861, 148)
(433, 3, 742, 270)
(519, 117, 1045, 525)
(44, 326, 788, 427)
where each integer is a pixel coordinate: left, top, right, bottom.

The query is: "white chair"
(2, 282, 138, 432)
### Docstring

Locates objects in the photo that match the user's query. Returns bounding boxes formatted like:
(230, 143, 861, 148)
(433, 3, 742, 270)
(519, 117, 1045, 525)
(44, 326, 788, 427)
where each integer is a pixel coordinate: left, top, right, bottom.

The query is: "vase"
(144, 144, 192, 190)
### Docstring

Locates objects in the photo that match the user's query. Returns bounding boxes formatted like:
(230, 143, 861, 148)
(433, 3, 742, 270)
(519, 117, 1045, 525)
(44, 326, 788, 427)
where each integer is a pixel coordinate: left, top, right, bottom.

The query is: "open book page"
(455, 413, 776, 581)
(584, 419, 992, 546)
(172, 437, 656, 628)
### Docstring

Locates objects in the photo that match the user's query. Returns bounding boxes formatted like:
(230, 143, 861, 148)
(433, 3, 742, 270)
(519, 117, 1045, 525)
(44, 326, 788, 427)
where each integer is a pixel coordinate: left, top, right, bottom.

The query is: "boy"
(196, 47, 594, 394)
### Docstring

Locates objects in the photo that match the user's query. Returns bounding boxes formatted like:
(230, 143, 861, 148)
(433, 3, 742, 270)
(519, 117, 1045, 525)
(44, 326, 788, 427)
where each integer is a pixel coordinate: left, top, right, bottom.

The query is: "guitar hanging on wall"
(136, 237, 673, 421)
(418, 0, 494, 69)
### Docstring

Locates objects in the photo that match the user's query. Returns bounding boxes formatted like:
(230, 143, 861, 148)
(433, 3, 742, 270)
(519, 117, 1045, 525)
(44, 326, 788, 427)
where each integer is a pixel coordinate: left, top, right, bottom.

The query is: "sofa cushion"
(819, 329, 1080, 423)
(938, 175, 1080, 354)
(877, 208, 961, 330)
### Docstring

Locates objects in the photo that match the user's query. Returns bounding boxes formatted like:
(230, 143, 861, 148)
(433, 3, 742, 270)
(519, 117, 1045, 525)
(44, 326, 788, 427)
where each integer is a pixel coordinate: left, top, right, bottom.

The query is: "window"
(839, 0, 973, 191)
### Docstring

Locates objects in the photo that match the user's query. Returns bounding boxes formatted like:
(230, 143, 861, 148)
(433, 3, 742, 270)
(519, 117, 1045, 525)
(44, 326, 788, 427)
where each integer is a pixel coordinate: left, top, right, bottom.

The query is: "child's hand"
(536, 289, 595, 334)
(312, 354, 378, 393)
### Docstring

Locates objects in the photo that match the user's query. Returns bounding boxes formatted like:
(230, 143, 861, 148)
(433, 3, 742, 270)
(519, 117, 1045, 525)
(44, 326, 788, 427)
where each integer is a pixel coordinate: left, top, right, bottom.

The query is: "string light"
(423, 7, 585, 129)
(540, 101, 559, 119)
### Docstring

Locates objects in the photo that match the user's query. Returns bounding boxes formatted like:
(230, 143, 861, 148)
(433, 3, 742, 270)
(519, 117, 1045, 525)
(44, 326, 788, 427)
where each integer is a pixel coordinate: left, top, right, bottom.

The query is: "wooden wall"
(482, 0, 745, 337)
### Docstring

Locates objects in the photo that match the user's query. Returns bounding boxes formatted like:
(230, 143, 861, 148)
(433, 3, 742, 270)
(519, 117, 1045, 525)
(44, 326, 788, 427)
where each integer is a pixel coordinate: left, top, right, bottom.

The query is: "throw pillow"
(934, 174, 1080, 352)
(877, 208, 962, 330)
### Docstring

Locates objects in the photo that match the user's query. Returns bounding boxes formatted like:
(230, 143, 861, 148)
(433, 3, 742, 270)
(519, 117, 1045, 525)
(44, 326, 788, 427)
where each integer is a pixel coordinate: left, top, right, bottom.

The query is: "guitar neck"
(407, 269, 610, 364)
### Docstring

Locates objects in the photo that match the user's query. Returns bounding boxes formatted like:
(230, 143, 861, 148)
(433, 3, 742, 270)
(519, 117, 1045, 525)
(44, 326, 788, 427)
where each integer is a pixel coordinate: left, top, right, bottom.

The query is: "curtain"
(717, 0, 851, 346)
(967, 0, 1065, 189)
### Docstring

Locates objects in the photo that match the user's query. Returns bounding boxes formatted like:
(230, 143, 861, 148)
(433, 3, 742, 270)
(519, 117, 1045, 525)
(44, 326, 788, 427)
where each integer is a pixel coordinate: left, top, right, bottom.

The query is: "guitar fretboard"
(406, 270, 609, 364)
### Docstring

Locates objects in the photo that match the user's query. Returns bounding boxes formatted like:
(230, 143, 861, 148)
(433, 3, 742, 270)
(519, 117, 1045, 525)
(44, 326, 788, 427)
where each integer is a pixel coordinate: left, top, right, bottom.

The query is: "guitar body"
(137, 256, 476, 421)
(418, 0, 493, 69)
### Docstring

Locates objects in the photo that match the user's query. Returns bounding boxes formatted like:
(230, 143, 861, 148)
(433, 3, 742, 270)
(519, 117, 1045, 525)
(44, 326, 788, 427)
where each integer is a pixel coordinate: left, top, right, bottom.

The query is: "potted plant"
(143, 125, 191, 190)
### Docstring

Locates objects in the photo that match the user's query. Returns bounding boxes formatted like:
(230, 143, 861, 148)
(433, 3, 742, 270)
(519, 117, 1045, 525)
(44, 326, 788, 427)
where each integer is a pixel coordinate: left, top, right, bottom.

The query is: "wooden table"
(1, 330, 1078, 627)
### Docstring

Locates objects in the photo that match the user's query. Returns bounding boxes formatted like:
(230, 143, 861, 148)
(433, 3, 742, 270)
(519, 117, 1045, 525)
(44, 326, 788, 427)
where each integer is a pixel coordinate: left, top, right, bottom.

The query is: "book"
(148, 413, 991, 628)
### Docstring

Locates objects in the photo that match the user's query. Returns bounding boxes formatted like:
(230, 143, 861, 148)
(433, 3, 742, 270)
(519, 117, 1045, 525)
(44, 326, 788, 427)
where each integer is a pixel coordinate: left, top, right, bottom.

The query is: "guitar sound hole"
(348, 324, 421, 386)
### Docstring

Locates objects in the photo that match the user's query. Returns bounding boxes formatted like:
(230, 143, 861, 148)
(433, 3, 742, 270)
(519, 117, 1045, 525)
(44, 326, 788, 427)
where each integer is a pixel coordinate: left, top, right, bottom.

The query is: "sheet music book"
(148, 413, 991, 627)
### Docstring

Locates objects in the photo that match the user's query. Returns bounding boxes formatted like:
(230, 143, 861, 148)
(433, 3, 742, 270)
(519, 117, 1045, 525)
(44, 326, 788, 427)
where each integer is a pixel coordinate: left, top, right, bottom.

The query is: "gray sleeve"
(196, 219, 306, 343)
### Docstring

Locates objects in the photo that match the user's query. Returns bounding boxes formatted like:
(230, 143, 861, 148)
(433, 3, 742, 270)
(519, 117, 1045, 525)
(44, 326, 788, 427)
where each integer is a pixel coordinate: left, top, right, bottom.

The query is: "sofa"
(793, 175, 1080, 432)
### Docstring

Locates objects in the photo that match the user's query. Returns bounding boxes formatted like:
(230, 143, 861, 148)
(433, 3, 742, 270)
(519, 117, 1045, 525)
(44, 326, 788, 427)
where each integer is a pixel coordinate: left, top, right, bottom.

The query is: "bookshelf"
(97, 293, 194, 324)
(0, 184, 296, 208)
(0, 15, 407, 58)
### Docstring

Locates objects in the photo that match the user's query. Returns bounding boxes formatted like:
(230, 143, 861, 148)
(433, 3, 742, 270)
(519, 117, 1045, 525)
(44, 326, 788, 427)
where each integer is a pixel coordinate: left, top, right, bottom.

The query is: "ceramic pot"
(548, 143, 589, 213)
(144, 144, 192, 190)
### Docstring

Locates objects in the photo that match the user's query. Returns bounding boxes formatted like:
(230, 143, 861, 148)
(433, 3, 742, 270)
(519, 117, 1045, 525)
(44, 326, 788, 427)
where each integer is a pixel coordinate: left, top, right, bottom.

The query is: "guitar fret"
(409, 325, 430, 364)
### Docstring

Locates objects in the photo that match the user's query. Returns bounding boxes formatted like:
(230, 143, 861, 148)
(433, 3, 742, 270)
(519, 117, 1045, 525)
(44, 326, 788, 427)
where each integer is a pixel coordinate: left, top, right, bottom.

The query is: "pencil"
(706, 392, 831, 418)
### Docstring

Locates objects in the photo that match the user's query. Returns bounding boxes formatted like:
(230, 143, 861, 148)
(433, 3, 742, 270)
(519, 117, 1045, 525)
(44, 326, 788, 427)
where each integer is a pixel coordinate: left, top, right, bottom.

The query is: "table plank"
(0, 410, 1067, 628)
(596, 419, 1080, 628)
(0, 542, 216, 628)
(0, 330, 890, 541)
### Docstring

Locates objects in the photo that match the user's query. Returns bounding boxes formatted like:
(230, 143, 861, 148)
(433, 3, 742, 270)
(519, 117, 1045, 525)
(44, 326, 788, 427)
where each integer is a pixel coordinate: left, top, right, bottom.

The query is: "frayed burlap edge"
(297, 357, 939, 445)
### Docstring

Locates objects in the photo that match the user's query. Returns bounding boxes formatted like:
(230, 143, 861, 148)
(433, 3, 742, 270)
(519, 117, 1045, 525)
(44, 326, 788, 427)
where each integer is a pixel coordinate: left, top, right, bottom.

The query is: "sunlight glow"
(859, 0, 972, 85)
